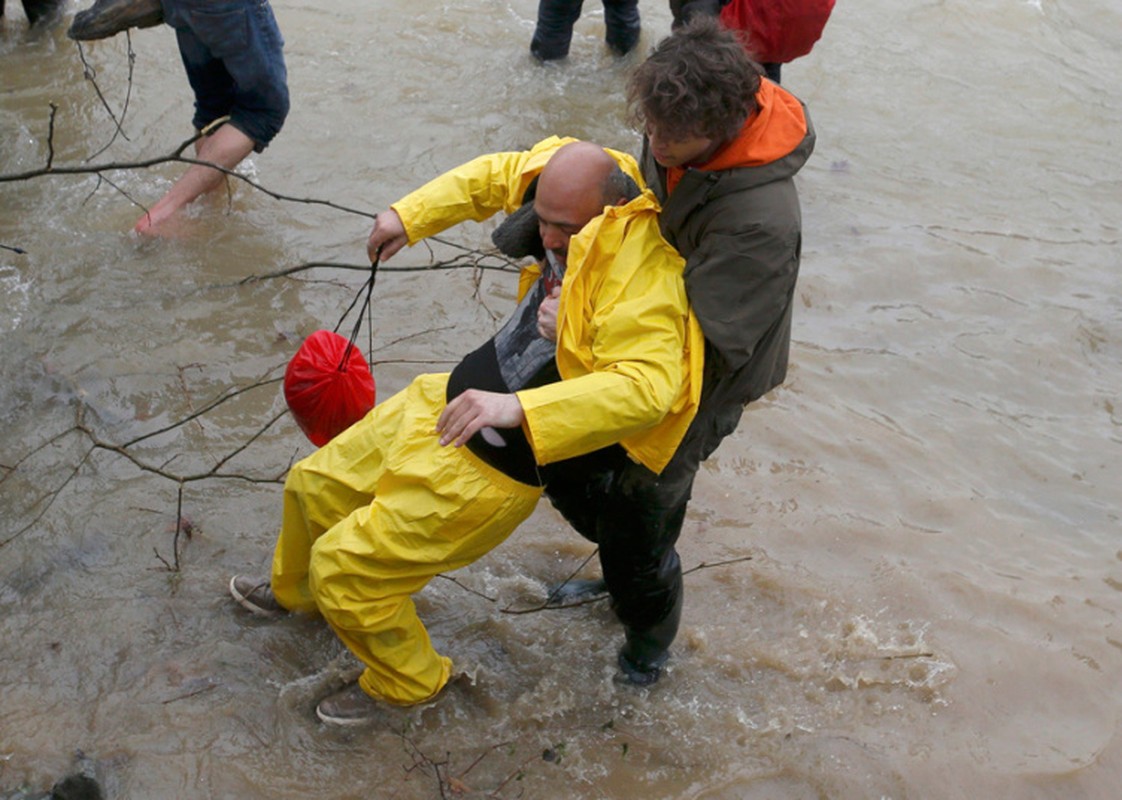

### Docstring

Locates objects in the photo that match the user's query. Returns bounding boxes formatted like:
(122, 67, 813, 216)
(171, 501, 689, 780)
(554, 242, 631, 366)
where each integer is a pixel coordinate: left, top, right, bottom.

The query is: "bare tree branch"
(236, 257, 522, 286)
(77, 34, 136, 161)
(0, 120, 379, 220)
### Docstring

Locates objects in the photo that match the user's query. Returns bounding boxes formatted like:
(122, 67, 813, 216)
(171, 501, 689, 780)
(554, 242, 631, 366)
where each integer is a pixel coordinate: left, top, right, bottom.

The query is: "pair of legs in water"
(530, 0, 642, 61)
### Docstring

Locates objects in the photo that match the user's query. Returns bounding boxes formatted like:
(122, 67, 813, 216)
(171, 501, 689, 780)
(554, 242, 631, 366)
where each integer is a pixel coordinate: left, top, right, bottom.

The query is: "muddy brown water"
(2, 0, 1121, 797)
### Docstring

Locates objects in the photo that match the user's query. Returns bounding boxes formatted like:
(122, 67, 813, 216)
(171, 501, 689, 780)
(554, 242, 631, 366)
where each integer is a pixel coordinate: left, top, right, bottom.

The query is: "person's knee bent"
(307, 534, 353, 624)
(544, 470, 615, 543)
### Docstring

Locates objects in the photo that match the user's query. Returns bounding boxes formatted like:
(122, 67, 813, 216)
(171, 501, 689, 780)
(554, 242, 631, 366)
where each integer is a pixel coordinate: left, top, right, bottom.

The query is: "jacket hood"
(664, 80, 815, 198)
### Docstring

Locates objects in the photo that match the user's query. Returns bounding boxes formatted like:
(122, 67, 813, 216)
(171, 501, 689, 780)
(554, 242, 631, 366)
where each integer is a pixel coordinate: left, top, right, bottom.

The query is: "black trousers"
(543, 390, 745, 666)
(530, 0, 641, 60)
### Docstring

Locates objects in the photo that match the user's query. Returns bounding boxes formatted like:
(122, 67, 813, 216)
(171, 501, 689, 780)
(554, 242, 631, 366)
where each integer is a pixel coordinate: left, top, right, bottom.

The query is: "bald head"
(535, 142, 629, 261)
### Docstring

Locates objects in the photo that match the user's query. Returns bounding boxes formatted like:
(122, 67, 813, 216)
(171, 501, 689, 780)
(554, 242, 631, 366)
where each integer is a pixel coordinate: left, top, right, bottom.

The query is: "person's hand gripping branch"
(366, 209, 410, 262)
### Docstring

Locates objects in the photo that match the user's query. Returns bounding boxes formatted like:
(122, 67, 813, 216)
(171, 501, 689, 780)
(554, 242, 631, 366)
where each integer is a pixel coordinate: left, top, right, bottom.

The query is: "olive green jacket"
(642, 86, 815, 421)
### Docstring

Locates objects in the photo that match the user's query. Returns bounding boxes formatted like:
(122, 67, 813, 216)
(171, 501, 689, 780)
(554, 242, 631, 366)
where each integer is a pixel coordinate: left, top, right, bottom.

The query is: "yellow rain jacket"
(393, 136, 704, 472)
(271, 138, 702, 707)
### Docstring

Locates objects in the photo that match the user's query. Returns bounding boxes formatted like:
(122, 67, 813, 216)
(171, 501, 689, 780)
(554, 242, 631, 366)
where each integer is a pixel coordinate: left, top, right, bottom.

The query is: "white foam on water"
(0, 264, 31, 333)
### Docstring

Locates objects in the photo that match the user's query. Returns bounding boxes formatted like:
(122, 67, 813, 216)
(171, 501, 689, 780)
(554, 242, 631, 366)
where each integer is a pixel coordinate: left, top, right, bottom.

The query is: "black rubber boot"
(616, 587, 682, 686)
(617, 646, 668, 686)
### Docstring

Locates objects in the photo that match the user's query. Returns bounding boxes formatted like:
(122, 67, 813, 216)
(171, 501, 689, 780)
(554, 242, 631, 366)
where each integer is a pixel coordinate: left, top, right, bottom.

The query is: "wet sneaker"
(229, 575, 286, 617)
(316, 682, 389, 726)
(544, 577, 608, 607)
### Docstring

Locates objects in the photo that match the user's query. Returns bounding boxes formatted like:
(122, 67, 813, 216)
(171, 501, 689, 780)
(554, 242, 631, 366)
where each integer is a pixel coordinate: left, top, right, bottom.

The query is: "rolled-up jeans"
(161, 0, 290, 151)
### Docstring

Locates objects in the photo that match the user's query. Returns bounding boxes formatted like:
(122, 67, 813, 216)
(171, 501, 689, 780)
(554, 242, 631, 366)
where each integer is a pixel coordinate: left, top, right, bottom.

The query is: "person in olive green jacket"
(229, 139, 702, 725)
(540, 17, 815, 686)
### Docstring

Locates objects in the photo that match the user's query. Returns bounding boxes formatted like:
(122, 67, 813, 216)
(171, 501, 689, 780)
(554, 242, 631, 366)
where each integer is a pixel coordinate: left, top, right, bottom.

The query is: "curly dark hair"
(627, 15, 761, 143)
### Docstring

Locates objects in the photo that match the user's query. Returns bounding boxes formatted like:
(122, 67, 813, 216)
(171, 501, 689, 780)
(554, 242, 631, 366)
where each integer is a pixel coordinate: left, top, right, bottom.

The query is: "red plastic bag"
(719, 0, 835, 64)
(284, 330, 376, 447)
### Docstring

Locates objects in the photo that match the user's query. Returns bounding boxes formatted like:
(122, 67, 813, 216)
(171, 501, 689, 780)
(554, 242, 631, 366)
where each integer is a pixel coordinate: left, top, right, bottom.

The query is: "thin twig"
(500, 550, 601, 615)
(161, 681, 218, 704)
(880, 651, 935, 661)
(434, 574, 498, 602)
(171, 481, 184, 571)
(79, 34, 136, 161)
(488, 749, 541, 798)
(46, 103, 58, 170)
(76, 41, 128, 148)
(208, 409, 288, 473)
(175, 363, 216, 461)
(85, 169, 150, 217)
(152, 545, 173, 571)
(0, 415, 96, 548)
(122, 374, 283, 448)
(0, 422, 82, 487)
(681, 555, 754, 576)
(456, 740, 516, 783)
(494, 554, 757, 615)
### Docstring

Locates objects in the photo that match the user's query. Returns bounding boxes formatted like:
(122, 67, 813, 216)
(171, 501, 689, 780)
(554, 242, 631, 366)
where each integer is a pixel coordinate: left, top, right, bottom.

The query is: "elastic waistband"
(459, 443, 544, 498)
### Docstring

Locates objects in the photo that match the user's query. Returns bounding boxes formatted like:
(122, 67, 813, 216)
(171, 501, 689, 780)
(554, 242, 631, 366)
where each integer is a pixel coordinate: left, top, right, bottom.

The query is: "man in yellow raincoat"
(230, 138, 703, 725)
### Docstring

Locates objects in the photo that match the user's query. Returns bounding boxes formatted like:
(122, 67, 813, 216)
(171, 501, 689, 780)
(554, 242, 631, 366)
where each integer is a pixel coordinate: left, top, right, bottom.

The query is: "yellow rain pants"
(269, 372, 543, 705)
